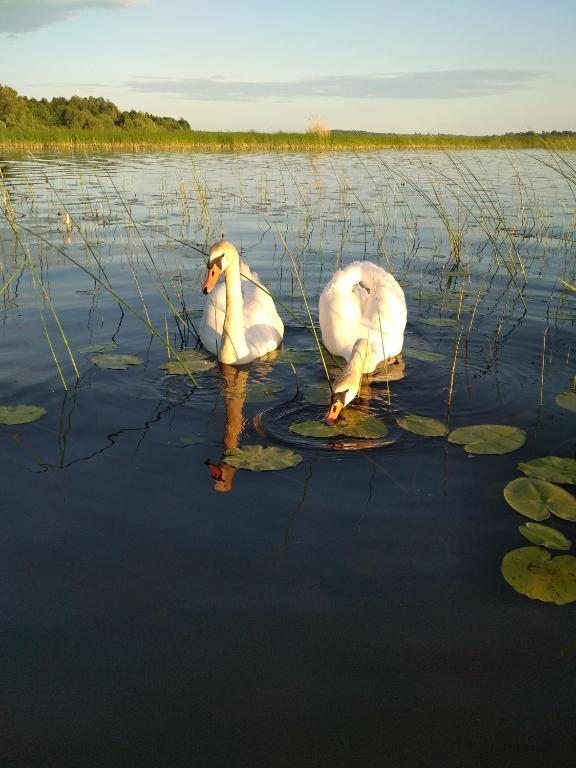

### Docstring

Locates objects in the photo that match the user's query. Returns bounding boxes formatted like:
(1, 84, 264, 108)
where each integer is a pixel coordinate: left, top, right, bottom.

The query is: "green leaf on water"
(518, 523, 572, 550)
(244, 382, 283, 403)
(403, 347, 445, 363)
(501, 546, 576, 605)
(161, 350, 216, 375)
(0, 404, 46, 425)
(79, 342, 117, 354)
(556, 392, 576, 412)
(448, 424, 526, 454)
(224, 444, 302, 472)
(396, 414, 448, 437)
(92, 354, 143, 370)
(290, 410, 388, 439)
(304, 382, 332, 405)
(278, 348, 318, 364)
(503, 477, 576, 521)
(518, 456, 576, 485)
(419, 317, 458, 327)
(412, 290, 444, 301)
(290, 420, 341, 438)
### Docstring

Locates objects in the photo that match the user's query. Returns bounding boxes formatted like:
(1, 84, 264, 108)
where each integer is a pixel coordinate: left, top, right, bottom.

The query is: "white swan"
(199, 240, 284, 365)
(319, 260, 407, 422)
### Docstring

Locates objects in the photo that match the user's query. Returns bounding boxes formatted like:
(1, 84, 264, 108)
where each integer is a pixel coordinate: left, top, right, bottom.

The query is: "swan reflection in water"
(205, 363, 249, 493)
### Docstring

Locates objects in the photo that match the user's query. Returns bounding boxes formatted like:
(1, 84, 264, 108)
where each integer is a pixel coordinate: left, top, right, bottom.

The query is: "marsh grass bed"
(0, 149, 575, 767)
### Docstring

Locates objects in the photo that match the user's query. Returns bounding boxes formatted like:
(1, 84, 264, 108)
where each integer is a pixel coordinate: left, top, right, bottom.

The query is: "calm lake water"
(1, 150, 575, 767)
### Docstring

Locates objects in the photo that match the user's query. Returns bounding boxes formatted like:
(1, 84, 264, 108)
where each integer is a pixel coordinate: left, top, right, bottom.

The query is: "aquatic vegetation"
(555, 392, 576, 412)
(289, 411, 389, 439)
(447, 425, 526, 455)
(518, 522, 572, 550)
(518, 457, 576, 485)
(501, 547, 576, 605)
(223, 444, 302, 471)
(303, 382, 332, 405)
(396, 414, 448, 437)
(91, 354, 143, 370)
(503, 477, 576, 521)
(2, 126, 576, 153)
(161, 350, 217, 375)
(0, 404, 46, 425)
(240, 382, 284, 403)
(402, 347, 445, 363)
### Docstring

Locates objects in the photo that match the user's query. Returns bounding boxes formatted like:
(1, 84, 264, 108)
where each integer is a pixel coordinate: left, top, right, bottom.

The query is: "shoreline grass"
(1, 127, 576, 153)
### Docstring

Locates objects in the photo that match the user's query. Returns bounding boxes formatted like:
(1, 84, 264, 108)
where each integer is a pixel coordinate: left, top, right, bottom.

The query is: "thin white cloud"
(127, 70, 544, 102)
(0, 0, 143, 34)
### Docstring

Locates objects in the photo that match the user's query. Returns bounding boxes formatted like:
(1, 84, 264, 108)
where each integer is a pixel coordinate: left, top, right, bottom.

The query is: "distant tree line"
(0, 85, 190, 131)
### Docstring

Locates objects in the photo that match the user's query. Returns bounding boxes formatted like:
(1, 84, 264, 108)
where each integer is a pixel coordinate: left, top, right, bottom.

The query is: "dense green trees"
(0, 85, 191, 131)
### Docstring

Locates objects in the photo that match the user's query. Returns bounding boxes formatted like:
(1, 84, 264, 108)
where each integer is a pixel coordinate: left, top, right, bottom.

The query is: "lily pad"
(518, 456, 576, 485)
(503, 477, 576, 521)
(403, 347, 445, 363)
(92, 354, 143, 370)
(518, 523, 572, 550)
(448, 424, 526, 455)
(0, 404, 47, 425)
(419, 317, 458, 327)
(79, 342, 117, 354)
(161, 350, 216, 375)
(244, 382, 283, 403)
(556, 392, 576, 412)
(278, 348, 318, 364)
(396, 414, 448, 437)
(224, 444, 302, 471)
(501, 546, 576, 605)
(290, 410, 388, 439)
(304, 382, 332, 405)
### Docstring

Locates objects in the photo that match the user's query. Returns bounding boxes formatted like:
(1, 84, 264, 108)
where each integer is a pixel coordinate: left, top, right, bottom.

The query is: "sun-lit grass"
(1, 126, 576, 152)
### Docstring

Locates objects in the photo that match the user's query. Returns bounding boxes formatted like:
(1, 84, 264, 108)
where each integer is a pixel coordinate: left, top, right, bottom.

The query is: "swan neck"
(334, 339, 369, 405)
(220, 259, 249, 364)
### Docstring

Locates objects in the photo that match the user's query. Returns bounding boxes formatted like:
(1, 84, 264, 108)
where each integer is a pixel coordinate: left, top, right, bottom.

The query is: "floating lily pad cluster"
(395, 416, 526, 455)
(501, 455, 576, 604)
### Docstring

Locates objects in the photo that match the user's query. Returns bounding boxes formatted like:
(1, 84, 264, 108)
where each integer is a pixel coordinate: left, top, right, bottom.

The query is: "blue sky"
(1, 0, 575, 133)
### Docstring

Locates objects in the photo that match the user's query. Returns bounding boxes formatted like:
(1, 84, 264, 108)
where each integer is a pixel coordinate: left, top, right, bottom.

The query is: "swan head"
(202, 240, 239, 294)
(324, 338, 370, 424)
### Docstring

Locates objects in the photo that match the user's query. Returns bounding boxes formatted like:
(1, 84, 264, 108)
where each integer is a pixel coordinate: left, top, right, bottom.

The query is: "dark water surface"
(0, 151, 575, 767)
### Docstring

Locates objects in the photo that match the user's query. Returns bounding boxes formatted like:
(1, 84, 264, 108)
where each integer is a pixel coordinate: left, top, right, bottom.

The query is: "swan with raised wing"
(319, 260, 407, 422)
(199, 240, 284, 365)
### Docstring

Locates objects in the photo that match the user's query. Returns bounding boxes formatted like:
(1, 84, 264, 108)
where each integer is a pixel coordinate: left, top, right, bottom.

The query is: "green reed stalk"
(11, 220, 200, 387)
(26, 254, 80, 380)
(105, 172, 190, 332)
(0, 257, 27, 297)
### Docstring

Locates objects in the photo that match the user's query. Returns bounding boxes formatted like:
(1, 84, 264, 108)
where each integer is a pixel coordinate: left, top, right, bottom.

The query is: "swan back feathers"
(319, 261, 406, 372)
